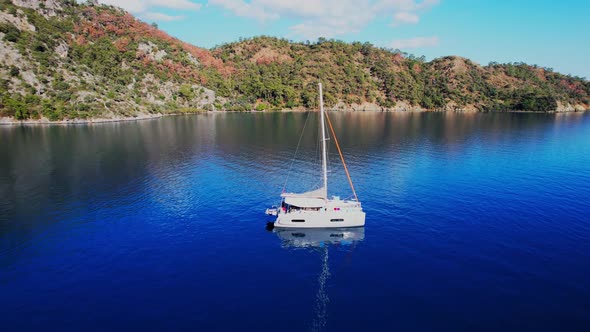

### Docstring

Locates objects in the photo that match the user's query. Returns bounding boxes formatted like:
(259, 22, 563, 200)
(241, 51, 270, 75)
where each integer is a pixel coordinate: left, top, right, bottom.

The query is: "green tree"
(179, 85, 194, 99)
(9, 66, 19, 77)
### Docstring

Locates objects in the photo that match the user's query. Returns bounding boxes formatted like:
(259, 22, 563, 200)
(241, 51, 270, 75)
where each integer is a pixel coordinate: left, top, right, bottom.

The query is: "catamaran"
(265, 83, 365, 228)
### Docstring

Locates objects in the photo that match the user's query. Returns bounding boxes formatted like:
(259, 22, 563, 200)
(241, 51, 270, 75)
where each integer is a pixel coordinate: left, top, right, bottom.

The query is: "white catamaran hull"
(274, 209, 366, 228)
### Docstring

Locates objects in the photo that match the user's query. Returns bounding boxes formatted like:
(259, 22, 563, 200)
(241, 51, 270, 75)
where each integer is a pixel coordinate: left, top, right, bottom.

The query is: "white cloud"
(389, 36, 439, 49)
(148, 0, 201, 10)
(142, 12, 186, 21)
(208, 0, 279, 21)
(97, 0, 201, 21)
(392, 12, 419, 26)
(208, 0, 439, 39)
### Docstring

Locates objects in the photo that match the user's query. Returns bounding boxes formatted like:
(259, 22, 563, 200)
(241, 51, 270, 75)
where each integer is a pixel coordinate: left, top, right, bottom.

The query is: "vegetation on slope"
(212, 36, 589, 112)
(0, 0, 589, 121)
(0, 0, 229, 120)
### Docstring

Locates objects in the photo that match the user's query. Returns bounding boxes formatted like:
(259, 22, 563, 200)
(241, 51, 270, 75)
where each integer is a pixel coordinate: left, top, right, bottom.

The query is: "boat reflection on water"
(273, 227, 365, 249)
(271, 227, 365, 332)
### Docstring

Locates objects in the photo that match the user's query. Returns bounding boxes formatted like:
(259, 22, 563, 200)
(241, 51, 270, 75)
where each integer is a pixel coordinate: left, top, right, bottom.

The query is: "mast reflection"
(273, 228, 365, 332)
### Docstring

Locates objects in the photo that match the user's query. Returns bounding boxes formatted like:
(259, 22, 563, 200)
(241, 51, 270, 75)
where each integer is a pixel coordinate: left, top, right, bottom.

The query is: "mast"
(319, 83, 328, 199)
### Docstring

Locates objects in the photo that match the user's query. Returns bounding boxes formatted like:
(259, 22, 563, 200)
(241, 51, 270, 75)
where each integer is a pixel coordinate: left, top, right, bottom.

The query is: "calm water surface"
(1, 112, 590, 331)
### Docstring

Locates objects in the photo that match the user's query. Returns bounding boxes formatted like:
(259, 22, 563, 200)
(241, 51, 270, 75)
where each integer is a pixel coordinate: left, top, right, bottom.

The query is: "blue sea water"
(1, 112, 589, 331)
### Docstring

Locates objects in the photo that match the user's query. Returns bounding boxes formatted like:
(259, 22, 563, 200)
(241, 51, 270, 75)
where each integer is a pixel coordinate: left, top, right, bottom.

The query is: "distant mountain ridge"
(0, 0, 588, 121)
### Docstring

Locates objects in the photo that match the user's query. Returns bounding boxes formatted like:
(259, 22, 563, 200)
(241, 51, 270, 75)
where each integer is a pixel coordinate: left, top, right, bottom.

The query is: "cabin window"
(292, 219, 305, 223)
(330, 218, 344, 222)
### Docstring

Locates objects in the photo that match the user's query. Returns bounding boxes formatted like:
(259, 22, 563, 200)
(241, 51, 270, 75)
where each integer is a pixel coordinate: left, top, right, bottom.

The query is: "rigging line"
(325, 112, 359, 202)
(281, 111, 312, 193)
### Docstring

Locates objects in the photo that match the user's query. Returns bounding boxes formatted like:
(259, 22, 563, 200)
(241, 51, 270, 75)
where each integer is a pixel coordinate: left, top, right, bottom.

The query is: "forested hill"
(211, 38, 589, 112)
(1, 1, 589, 121)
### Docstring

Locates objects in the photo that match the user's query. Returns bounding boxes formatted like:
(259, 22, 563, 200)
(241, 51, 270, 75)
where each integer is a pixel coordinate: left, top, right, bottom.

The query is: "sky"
(97, 0, 590, 79)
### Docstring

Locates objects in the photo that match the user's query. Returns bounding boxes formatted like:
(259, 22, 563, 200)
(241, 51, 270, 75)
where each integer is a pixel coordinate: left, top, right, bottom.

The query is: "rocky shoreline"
(0, 112, 163, 125)
(1, 106, 588, 126)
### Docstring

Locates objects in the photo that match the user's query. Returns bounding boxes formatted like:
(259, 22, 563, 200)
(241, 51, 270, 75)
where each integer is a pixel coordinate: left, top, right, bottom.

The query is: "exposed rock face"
(443, 101, 478, 112)
(12, 0, 62, 17)
(0, 34, 43, 94)
(350, 102, 382, 112)
(332, 101, 348, 110)
(55, 42, 68, 58)
(0, 11, 36, 31)
(0, 36, 25, 67)
(186, 52, 200, 66)
(556, 101, 588, 112)
(390, 101, 425, 112)
(138, 74, 223, 108)
(137, 42, 167, 62)
(331, 101, 427, 112)
(330, 100, 484, 112)
(19, 68, 40, 89)
(196, 86, 221, 108)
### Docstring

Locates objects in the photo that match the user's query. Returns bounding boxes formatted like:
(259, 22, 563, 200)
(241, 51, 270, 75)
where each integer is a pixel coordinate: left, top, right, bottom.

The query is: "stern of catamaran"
(265, 207, 278, 216)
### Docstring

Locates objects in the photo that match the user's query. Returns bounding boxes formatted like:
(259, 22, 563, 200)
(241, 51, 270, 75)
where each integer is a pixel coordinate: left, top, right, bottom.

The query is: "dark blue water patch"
(1, 112, 590, 331)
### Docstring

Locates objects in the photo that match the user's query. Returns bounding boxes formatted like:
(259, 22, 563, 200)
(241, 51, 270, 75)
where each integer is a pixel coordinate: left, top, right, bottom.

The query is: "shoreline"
(0, 113, 164, 126)
(1, 108, 588, 126)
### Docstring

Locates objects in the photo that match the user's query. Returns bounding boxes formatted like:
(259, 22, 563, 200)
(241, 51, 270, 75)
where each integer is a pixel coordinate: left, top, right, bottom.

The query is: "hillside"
(213, 37, 589, 112)
(0, 0, 589, 121)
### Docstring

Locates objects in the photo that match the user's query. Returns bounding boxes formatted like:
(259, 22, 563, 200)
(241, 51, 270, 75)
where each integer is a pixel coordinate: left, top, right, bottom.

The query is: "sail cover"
(281, 187, 326, 207)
